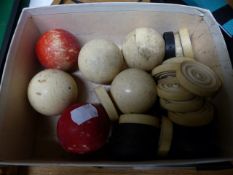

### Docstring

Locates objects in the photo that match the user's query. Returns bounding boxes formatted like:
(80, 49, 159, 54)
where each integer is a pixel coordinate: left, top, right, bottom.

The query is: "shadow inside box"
(222, 28, 233, 67)
(31, 125, 221, 162)
(169, 122, 220, 159)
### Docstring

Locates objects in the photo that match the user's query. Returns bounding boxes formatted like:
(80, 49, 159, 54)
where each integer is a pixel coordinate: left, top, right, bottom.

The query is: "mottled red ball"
(35, 29, 80, 71)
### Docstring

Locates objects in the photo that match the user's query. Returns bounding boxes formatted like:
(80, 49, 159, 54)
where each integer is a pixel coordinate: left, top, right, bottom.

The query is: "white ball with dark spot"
(122, 27, 165, 71)
(27, 69, 78, 116)
(78, 39, 124, 84)
(110, 68, 157, 114)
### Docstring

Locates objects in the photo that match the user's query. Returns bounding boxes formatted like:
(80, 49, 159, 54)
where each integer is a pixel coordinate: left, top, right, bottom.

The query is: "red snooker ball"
(35, 29, 80, 71)
(57, 103, 110, 154)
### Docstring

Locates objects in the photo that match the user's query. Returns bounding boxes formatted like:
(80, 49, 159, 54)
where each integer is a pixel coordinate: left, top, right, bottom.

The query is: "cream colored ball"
(78, 39, 124, 84)
(110, 68, 157, 114)
(122, 27, 165, 71)
(28, 69, 78, 116)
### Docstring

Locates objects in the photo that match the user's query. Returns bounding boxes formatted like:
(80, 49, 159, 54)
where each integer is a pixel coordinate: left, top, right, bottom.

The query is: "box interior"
(0, 3, 233, 165)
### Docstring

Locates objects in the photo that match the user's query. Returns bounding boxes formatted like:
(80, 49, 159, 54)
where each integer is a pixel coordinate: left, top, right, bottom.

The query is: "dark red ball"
(57, 103, 110, 154)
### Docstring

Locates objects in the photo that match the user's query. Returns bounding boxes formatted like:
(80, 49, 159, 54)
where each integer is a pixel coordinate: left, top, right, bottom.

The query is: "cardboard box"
(0, 3, 232, 167)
